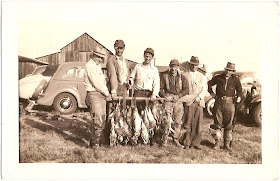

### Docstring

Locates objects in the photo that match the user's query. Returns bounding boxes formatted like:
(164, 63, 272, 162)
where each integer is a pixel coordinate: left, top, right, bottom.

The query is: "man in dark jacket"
(159, 59, 189, 148)
(208, 62, 242, 151)
(107, 40, 132, 97)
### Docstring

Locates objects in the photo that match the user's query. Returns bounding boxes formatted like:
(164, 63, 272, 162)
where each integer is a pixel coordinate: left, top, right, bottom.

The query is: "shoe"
(224, 140, 232, 152)
(193, 145, 202, 150)
(213, 140, 221, 150)
(162, 139, 168, 147)
(173, 138, 184, 149)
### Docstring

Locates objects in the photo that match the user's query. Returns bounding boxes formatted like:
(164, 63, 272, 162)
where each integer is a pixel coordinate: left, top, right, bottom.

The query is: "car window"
(78, 68, 85, 78)
(42, 65, 59, 76)
(241, 76, 255, 86)
(66, 67, 78, 77)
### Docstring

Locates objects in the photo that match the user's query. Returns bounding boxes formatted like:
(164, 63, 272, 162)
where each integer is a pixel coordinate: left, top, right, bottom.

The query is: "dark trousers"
(133, 90, 152, 113)
(214, 99, 235, 130)
(182, 103, 203, 147)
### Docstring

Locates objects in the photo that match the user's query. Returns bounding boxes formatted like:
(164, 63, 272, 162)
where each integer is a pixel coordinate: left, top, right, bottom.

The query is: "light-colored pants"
(164, 101, 184, 139)
(85, 91, 106, 145)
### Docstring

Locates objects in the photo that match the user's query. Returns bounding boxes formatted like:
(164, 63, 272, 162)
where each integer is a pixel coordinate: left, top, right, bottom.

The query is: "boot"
(224, 140, 232, 151)
(213, 139, 221, 150)
(162, 135, 168, 147)
(173, 138, 184, 149)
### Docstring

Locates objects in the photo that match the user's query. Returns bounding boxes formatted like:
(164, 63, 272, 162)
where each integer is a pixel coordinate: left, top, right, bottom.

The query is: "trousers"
(164, 101, 184, 139)
(182, 103, 203, 147)
(214, 99, 235, 130)
(85, 91, 107, 145)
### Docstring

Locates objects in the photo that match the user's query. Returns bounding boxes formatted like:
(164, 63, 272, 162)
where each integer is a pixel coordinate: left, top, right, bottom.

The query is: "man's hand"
(166, 96, 173, 102)
(111, 92, 117, 99)
(172, 95, 179, 102)
(210, 93, 217, 99)
(195, 96, 201, 103)
(105, 94, 112, 101)
(236, 97, 241, 103)
(151, 94, 157, 101)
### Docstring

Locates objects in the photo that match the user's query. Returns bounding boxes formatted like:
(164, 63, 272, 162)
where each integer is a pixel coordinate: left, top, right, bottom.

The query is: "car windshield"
(42, 65, 59, 76)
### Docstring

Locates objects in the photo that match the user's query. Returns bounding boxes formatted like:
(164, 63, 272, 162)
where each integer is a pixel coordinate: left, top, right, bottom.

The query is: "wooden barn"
(36, 32, 115, 66)
(18, 55, 49, 79)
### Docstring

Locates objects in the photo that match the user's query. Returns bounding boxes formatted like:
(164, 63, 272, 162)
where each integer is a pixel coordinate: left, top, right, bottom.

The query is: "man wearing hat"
(129, 48, 160, 101)
(181, 56, 208, 150)
(84, 46, 111, 148)
(159, 59, 189, 148)
(129, 48, 160, 145)
(208, 62, 242, 151)
(107, 40, 132, 97)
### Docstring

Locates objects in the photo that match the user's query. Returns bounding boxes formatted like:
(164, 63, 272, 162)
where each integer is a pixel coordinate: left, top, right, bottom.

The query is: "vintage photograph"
(2, 1, 279, 180)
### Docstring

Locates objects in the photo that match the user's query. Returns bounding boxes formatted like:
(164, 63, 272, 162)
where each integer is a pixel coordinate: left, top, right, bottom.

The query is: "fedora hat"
(169, 59, 180, 66)
(114, 40, 125, 48)
(189, 56, 199, 65)
(92, 46, 106, 58)
(224, 62, 236, 71)
(144, 48, 154, 56)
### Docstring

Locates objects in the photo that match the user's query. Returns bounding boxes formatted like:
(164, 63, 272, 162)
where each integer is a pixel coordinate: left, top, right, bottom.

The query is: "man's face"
(93, 55, 104, 65)
(115, 47, 125, 57)
(225, 69, 234, 77)
(190, 64, 199, 72)
(169, 65, 179, 75)
(143, 53, 153, 65)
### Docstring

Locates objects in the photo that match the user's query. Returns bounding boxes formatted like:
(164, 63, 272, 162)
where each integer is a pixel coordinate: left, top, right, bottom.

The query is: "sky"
(11, 1, 279, 74)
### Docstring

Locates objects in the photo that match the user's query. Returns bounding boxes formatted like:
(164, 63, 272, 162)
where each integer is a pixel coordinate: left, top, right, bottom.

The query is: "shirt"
(106, 55, 130, 94)
(129, 63, 160, 95)
(208, 73, 242, 98)
(84, 59, 109, 96)
(159, 71, 189, 98)
(116, 56, 128, 84)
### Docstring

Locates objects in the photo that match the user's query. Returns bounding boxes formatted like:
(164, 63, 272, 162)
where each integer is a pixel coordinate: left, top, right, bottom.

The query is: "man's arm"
(208, 76, 217, 96)
(235, 77, 243, 98)
(106, 57, 118, 94)
(178, 74, 189, 98)
(85, 65, 109, 96)
(159, 73, 166, 97)
(152, 68, 160, 96)
(198, 74, 208, 99)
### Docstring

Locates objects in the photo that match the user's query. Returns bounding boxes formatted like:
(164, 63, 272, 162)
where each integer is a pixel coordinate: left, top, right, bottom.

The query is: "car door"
(77, 67, 87, 108)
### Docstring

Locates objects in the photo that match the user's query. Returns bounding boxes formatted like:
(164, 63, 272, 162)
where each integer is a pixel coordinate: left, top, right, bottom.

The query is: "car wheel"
(30, 79, 48, 100)
(53, 93, 77, 114)
(253, 103, 261, 127)
(206, 98, 215, 116)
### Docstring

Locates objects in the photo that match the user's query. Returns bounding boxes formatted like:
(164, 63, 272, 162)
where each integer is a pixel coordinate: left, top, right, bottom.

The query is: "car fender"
(251, 97, 261, 104)
(37, 84, 84, 107)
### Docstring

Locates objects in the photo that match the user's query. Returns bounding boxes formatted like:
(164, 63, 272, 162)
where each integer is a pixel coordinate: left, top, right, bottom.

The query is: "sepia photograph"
(1, 1, 279, 180)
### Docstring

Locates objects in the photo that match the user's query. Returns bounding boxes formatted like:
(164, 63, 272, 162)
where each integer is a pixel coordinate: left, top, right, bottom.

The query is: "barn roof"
(18, 55, 49, 65)
(60, 32, 114, 56)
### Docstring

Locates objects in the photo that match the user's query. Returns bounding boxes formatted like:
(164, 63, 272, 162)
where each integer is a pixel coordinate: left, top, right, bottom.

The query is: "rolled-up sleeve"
(152, 68, 160, 95)
(85, 64, 109, 96)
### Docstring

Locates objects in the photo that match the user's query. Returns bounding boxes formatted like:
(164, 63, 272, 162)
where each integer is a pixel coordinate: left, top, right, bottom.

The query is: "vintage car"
(205, 70, 261, 127)
(19, 62, 91, 114)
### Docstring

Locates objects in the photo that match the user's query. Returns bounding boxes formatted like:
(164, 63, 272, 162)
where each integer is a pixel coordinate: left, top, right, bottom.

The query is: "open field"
(19, 103, 261, 164)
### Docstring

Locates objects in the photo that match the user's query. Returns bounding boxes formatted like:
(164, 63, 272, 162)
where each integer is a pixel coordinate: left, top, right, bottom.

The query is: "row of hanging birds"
(108, 102, 175, 146)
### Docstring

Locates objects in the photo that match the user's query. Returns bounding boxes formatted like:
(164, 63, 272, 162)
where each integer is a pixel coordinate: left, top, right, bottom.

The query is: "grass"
(19, 106, 262, 164)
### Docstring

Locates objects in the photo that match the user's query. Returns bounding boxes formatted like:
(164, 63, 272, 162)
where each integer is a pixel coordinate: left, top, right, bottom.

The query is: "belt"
(217, 96, 233, 101)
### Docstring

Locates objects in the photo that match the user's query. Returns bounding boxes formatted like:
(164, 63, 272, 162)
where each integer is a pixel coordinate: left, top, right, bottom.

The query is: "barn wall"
(36, 53, 60, 65)
(18, 62, 43, 79)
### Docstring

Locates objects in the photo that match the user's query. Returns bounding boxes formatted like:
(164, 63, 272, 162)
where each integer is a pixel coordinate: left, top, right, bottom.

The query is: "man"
(107, 40, 131, 97)
(129, 47, 160, 103)
(181, 56, 208, 150)
(129, 48, 160, 145)
(208, 62, 242, 151)
(159, 59, 189, 148)
(84, 47, 111, 148)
